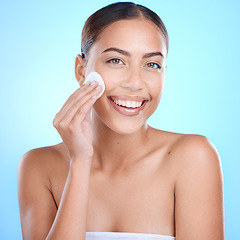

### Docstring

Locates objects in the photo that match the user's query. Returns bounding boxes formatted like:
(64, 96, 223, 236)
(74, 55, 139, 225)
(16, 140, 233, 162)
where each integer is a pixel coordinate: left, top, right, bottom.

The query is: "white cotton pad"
(84, 72, 105, 98)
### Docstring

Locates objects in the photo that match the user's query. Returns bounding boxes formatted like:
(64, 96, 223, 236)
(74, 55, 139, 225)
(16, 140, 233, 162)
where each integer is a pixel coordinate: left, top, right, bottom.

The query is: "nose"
(120, 67, 145, 92)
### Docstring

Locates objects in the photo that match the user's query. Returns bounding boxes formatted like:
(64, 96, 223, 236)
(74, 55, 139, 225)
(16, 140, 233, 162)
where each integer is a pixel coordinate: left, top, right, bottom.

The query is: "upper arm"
(175, 135, 224, 240)
(17, 149, 58, 240)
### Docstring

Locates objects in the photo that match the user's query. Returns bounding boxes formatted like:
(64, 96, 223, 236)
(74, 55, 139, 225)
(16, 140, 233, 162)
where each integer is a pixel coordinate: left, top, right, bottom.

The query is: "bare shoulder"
(19, 142, 67, 163)
(168, 133, 224, 239)
(149, 128, 222, 172)
(18, 142, 68, 177)
(175, 133, 220, 155)
(172, 133, 222, 172)
(162, 132, 223, 186)
(151, 129, 224, 238)
(17, 143, 69, 239)
(17, 142, 69, 203)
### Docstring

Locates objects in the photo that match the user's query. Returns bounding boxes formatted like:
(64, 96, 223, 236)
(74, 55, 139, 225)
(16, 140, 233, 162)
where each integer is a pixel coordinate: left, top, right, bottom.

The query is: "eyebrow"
(143, 52, 164, 59)
(102, 47, 130, 57)
(101, 47, 164, 59)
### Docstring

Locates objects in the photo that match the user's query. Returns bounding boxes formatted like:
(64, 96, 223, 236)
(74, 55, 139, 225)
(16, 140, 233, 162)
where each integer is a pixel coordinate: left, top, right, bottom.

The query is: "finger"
(57, 81, 94, 116)
(53, 83, 91, 128)
(68, 97, 97, 129)
(62, 85, 102, 124)
(55, 82, 99, 122)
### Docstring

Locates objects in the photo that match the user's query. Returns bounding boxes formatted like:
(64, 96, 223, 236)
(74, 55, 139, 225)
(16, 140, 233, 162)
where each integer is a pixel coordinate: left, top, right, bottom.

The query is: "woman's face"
(83, 18, 167, 134)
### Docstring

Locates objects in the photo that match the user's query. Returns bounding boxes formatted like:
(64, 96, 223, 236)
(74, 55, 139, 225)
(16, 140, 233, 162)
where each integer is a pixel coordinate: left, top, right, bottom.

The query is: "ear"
(75, 54, 86, 86)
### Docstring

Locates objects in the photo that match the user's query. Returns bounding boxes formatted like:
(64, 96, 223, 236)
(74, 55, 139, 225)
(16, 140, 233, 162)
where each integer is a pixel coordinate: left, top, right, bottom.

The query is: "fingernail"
(85, 81, 91, 86)
(92, 95, 97, 99)
(91, 81, 96, 85)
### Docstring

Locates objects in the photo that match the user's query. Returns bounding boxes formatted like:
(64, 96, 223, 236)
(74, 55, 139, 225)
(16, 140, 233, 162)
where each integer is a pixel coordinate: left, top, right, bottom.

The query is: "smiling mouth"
(109, 97, 146, 108)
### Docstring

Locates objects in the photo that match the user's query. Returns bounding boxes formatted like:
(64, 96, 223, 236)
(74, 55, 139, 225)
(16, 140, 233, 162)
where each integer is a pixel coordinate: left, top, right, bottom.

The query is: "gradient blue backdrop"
(0, 0, 239, 239)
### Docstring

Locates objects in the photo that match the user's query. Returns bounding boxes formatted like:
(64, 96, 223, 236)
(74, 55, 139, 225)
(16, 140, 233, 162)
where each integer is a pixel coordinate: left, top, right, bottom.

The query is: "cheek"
(94, 62, 111, 95)
(146, 78, 164, 115)
(148, 78, 164, 98)
(97, 70, 122, 91)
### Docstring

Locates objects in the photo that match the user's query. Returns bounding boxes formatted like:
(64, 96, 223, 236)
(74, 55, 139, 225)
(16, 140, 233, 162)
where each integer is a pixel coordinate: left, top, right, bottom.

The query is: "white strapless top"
(86, 232, 175, 240)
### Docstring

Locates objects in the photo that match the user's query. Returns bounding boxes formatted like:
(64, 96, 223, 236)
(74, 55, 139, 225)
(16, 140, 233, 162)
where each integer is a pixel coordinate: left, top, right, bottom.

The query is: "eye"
(146, 62, 162, 70)
(106, 58, 124, 65)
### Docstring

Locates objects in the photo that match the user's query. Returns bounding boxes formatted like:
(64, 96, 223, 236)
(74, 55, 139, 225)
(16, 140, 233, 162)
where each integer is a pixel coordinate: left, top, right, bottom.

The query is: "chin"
(108, 119, 146, 135)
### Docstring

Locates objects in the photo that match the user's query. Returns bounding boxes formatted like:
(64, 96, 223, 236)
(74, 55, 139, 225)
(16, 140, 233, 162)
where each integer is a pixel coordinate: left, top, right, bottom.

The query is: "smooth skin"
(17, 19, 224, 240)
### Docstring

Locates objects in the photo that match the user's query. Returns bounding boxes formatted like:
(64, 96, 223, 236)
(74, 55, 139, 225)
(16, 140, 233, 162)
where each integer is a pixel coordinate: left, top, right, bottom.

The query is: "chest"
(85, 164, 175, 234)
(52, 156, 175, 235)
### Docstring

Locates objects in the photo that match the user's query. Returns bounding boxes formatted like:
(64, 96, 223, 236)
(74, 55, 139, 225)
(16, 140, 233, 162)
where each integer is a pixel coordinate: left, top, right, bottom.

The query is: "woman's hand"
(53, 81, 102, 161)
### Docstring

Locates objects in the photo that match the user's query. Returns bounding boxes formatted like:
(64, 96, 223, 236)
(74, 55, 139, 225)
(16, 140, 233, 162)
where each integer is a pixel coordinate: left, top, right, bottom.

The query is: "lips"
(108, 95, 148, 117)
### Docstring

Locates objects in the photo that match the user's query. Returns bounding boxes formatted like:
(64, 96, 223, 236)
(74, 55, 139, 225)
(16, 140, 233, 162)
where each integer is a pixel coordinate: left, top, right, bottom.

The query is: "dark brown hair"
(81, 2, 169, 58)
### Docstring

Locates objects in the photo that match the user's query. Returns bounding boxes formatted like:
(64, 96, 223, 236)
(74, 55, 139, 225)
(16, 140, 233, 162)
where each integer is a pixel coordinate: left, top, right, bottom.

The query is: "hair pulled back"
(81, 2, 169, 58)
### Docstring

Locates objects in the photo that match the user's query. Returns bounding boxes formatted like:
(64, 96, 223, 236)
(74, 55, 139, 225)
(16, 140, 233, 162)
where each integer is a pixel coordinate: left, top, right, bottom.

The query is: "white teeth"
(126, 101, 131, 107)
(113, 99, 143, 108)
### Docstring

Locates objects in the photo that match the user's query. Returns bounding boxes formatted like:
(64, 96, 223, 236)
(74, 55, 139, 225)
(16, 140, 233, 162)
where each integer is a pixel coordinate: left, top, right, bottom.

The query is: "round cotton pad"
(84, 72, 105, 98)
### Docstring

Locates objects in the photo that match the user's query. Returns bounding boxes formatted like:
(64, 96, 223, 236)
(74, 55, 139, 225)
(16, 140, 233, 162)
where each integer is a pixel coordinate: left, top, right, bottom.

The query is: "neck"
(91, 111, 150, 174)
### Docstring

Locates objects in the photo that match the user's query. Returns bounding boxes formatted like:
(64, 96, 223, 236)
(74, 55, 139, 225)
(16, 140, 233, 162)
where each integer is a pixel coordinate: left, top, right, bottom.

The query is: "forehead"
(90, 19, 167, 57)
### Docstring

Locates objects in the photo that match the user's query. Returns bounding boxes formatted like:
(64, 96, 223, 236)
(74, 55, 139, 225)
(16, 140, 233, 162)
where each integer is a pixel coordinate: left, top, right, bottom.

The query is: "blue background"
(0, 0, 239, 239)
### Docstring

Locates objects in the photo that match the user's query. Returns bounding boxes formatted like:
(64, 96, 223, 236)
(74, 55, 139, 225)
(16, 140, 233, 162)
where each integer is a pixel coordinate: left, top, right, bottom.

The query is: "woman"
(17, 2, 224, 240)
